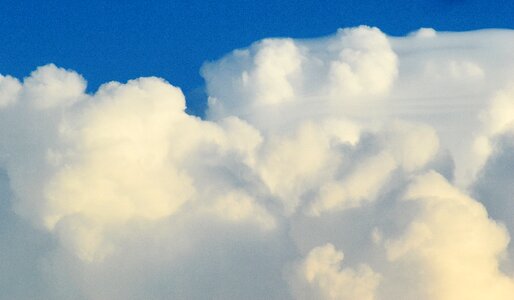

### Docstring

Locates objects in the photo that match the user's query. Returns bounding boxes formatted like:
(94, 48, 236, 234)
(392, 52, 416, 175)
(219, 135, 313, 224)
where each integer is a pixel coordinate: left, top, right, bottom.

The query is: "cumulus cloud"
(1, 27, 514, 299)
(289, 243, 380, 300)
(384, 171, 514, 299)
(0, 75, 21, 108)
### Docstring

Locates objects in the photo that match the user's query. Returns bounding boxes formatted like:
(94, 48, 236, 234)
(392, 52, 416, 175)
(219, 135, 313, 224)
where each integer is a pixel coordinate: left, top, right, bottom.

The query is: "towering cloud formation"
(1, 26, 514, 299)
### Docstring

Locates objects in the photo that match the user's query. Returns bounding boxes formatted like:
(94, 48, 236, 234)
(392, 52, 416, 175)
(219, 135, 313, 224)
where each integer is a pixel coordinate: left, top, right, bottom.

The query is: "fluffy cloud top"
(1, 27, 514, 299)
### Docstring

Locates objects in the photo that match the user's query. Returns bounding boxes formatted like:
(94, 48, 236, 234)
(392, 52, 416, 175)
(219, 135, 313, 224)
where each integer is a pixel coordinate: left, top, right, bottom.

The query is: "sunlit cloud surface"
(1, 27, 514, 299)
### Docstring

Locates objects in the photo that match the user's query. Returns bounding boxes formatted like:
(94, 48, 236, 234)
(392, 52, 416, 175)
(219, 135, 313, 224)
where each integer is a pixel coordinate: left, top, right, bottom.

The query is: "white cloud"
(327, 27, 398, 98)
(203, 26, 398, 130)
(384, 171, 514, 300)
(23, 64, 86, 109)
(0, 74, 21, 108)
(1, 27, 514, 299)
(308, 151, 397, 215)
(289, 243, 380, 300)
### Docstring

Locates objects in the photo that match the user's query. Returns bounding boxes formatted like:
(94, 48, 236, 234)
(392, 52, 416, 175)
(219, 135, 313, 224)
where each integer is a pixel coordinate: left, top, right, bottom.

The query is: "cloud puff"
(384, 171, 514, 299)
(0, 75, 21, 108)
(1, 27, 514, 299)
(289, 243, 380, 300)
(203, 26, 398, 130)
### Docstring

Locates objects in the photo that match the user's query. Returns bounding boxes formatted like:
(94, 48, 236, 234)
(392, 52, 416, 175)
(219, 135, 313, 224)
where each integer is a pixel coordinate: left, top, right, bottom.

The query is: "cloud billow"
(1, 26, 514, 299)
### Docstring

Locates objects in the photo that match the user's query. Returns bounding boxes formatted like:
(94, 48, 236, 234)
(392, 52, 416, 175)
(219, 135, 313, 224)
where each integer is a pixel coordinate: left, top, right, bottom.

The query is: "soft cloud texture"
(289, 243, 381, 300)
(1, 27, 514, 299)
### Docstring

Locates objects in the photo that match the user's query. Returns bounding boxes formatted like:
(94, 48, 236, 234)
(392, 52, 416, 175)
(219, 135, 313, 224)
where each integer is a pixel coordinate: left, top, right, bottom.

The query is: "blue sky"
(1, 0, 513, 114)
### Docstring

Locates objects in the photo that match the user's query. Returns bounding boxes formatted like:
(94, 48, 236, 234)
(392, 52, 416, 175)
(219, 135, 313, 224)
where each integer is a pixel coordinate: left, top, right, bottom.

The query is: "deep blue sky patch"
(1, 0, 513, 114)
